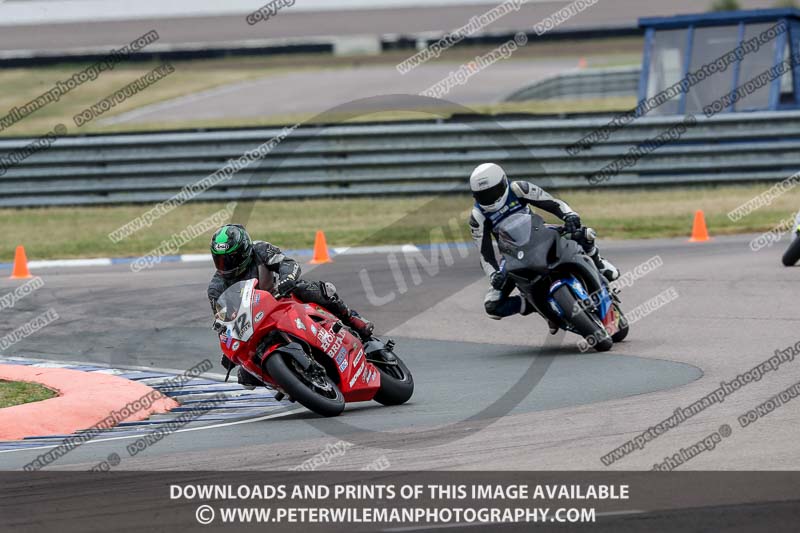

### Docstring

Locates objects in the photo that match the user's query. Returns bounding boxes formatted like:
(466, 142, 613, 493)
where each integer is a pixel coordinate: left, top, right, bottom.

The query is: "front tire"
(553, 285, 613, 352)
(782, 233, 800, 266)
(265, 351, 345, 417)
(611, 303, 629, 342)
(372, 353, 414, 406)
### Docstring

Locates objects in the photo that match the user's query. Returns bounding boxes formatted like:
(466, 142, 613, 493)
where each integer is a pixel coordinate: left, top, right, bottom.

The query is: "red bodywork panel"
(219, 289, 380, 402)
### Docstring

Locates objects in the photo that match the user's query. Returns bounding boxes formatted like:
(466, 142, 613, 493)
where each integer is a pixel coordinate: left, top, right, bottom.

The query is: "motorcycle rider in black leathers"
(208, 224, 374, 387)
(468, 163, 619, 332)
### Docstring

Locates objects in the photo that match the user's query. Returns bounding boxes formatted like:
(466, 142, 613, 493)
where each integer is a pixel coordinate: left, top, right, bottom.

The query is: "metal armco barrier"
(504, 66, 640, 101)
(1, 109, 798, 207)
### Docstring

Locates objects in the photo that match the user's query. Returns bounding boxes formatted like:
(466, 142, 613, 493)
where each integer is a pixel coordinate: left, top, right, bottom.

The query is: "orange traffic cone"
(10, 245, 32, 279)
(309, 230, 332, 264)
(689, 210, 710, 242)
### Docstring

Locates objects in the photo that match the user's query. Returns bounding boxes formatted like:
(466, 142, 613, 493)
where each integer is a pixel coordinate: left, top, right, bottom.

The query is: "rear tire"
(372, 353, 414, 406)
(782, 234, 800, 266)
(553, 285, 613, 352)
(265, 352, 345, 417)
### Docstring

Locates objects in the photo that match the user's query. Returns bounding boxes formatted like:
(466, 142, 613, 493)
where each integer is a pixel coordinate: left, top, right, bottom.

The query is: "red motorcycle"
(213, 279, 414, 417)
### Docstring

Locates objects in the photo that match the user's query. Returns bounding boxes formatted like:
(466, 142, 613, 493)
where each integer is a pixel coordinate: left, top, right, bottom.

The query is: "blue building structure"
(637, 8, 800, 114)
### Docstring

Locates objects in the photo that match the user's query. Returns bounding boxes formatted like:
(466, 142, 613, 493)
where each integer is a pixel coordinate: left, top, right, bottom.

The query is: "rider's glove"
(564, 214, 582, 234)
(276, 275, 297, 297)
(490, 269, 507, 290)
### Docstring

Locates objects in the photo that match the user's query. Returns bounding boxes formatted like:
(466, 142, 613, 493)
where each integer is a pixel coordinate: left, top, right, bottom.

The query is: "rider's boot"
(589, 249, 619, 282)
(322, 290, 375, 340)
(237, 367, 262, 390)
(345, 310, 375, 341)
(547, 319, 559, 335)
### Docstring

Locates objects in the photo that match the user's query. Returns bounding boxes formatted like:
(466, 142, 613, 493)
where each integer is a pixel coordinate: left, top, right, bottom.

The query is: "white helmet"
(470, 162, 509, 212)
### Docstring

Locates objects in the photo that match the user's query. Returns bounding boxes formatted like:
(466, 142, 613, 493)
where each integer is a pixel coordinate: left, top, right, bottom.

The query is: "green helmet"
(210, 224, 253, 278)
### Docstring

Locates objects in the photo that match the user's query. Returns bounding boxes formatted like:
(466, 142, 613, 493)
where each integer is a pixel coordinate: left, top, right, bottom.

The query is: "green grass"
(0, 380, 56, 408)
(0, 184, 795, 262)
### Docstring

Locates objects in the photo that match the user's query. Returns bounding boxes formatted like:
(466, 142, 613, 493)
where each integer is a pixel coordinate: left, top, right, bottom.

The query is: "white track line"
(0, 407, 303, 455)
(0, 356, 302, 455)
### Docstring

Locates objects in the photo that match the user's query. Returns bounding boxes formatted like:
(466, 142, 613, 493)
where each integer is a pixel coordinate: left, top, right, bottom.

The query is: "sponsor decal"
(317, 327, 344, 357)
(213, 242, 230, 251)
(353, 349, 363, 367)
(295, 317, 306, 330)
(335, 348, 348, 372)
(254, 294, 260, 304)
(310, 324, 317, 335)
(363, 368, 376, 384)
(232, 341, 240, 350)
(349, 362, 365, 387)
(254, 311, 264, 322)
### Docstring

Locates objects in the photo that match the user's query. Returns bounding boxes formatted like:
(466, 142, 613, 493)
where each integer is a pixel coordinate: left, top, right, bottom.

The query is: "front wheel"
(371, 352, 414, 406)
(611, 306, 629, 343)
(265, 351, 345, 417)
(553, 285, 613, 352)
(782, 233, 800, 266)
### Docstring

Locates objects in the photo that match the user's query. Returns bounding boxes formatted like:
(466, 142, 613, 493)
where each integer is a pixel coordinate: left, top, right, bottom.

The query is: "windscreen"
(495, 211, 533, 251)
(215, 279, 255, 341)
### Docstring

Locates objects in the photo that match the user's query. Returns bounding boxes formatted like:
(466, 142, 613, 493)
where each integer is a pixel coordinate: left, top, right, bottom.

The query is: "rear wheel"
(371, 352, 414, 406)
(553, 285, 613, 352)
(265, 351, 345, 417)
(782, 233, 800, 266)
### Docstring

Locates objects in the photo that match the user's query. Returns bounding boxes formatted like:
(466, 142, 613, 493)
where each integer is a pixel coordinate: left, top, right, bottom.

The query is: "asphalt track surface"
(1, 232, 799, 477)
(99, 59, 576, 125)
(0, 0, 776, 56)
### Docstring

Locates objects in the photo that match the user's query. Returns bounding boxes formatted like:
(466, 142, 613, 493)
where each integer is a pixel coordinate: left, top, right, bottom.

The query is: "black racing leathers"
(208, 241, 374, 340)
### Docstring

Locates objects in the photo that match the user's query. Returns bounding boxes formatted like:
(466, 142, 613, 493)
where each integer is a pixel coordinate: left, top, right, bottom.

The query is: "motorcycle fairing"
(217, 282, 381, 401)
